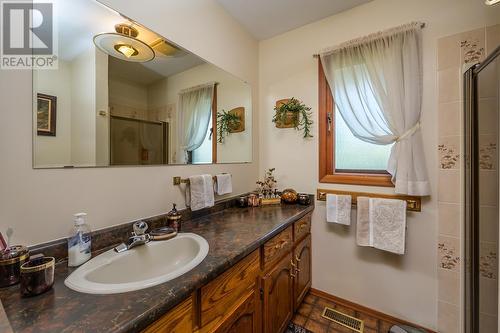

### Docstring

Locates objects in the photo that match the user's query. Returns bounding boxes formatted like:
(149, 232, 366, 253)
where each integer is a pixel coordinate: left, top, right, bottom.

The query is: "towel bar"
(316, 189, 422, 212)
(173, 175, 226, 186)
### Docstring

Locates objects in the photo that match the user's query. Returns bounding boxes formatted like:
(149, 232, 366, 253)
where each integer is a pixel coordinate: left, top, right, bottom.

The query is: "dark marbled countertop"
(0, 203, 313, 333)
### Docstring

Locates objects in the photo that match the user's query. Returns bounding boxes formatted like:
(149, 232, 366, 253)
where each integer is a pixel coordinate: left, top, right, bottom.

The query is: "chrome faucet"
(114, 221, 150, 253)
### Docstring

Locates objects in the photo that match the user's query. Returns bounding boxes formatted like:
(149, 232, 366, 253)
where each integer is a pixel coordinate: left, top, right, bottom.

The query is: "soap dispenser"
(68, 213, 92, 267)
(167, 204, 182, 232)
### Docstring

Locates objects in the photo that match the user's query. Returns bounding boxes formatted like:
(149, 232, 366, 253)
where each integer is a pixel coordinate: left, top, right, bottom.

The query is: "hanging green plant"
(272, 98, 313, 138)
(216, 110, 241, 143)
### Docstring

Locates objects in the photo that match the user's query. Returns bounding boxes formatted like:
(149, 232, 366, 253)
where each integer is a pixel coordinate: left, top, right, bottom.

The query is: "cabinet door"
(213, 291, 260, 333)
(262, 252, 293, 333)
(293, 234, 311, 310)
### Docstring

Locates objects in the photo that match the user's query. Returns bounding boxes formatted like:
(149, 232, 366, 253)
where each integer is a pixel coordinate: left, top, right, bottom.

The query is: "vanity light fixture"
(93, 24, 155, 63)
(485, 0, 500, 5)
(114, 44, 138, 58)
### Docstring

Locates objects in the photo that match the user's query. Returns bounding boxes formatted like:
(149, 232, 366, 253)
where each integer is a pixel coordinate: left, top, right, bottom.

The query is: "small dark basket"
(20, 256, 55, 297)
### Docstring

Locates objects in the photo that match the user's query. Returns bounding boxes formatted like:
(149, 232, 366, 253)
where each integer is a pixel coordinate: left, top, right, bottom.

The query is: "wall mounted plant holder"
(228, 107, 245, 133)
(274, 99, 297, 128)
(273, 98, 313, 138)
(217, 109, 243, 143)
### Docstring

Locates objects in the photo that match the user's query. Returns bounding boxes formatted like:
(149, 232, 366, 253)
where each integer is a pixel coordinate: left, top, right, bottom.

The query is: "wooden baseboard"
(309, 288, 436, 333)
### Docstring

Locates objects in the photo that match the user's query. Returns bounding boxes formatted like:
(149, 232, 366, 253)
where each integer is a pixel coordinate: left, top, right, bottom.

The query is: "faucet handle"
(133, 221, 148, 236)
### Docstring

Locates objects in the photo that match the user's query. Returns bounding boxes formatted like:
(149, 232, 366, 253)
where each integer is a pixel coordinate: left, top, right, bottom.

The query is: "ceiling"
(216, 0, 372, 40)
(55, 0, 205, 79)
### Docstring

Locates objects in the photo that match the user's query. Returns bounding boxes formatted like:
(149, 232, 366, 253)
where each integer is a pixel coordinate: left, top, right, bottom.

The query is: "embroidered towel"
(326, 194, 352, 225)
(187, 174, 215, 211)
(356, 197, 407, 254)
(215, 174, 232, 195)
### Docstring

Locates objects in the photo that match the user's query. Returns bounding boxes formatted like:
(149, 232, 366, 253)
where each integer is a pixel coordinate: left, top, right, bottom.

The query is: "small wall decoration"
(37, 93, 57, 136)
(216, 109, 242, 143)
(273, 97, 313, 138)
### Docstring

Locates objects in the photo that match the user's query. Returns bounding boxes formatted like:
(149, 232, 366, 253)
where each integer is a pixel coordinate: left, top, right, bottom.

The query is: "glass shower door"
(110, 116, 168, 166)
(465, 46, 500, 333)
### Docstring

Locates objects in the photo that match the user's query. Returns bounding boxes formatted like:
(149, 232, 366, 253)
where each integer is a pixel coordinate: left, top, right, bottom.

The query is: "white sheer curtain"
(320, 22, 429, 195)
(177, 83, 215, 163)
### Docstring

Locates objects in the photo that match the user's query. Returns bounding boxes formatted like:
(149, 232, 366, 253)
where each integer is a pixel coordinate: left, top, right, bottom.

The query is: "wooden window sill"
(319, 173, 394, 187)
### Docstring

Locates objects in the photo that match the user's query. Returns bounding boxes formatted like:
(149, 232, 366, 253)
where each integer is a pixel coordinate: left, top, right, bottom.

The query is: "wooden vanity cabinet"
(144, 212, 313, 333)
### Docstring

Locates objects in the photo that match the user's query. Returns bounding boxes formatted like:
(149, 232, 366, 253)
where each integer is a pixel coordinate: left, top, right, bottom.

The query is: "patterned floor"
(292, 292, 405, 333)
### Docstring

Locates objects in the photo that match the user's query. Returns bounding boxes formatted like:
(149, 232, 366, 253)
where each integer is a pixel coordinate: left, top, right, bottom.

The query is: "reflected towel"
(188, 174, 215, 211)
(215, 174, 232, 195)
(326, 194, 352, 225)
(356, 197, 407, 255)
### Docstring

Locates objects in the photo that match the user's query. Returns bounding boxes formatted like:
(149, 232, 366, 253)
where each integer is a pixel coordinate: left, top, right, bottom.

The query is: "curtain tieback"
(395, 122, 420, 143)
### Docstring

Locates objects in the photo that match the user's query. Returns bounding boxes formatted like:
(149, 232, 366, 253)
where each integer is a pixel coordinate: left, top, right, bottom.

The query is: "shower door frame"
(464, 46, 500, 333)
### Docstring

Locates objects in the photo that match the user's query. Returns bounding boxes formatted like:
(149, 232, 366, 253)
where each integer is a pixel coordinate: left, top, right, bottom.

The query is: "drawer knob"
(274, 240, 288, 249)
(299, 223, 307, 230)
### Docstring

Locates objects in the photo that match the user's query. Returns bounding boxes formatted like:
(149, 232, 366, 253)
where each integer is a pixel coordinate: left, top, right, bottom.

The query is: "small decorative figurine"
(256, 168, 281, 205)
(256, 168, 277, 193)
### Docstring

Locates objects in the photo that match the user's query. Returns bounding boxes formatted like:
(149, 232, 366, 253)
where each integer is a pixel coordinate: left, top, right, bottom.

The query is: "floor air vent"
(321, 307, 364, 333)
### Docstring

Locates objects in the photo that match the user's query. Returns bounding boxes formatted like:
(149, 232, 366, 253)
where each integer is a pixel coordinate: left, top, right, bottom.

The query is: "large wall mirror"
(33, 0, 252, 168)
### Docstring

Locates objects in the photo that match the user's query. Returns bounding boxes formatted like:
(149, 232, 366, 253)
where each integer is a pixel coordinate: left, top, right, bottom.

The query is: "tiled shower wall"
(437, 24, 500, 333)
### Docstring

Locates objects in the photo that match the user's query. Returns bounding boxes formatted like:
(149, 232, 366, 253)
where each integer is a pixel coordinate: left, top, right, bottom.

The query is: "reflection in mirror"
(33, 0, 252, 168)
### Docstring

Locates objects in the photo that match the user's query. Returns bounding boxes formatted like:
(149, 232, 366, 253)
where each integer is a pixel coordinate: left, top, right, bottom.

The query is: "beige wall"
(258, 0, 500, 329)
(0, 0, 259, 246)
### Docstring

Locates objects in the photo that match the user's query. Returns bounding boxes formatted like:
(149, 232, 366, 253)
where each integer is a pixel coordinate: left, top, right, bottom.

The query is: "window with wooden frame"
(318, 59, 394, 187)
(190, 84, 218, 164)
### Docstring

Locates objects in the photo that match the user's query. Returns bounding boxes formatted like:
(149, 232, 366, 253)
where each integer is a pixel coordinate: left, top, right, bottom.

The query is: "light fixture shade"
(485, 0, 500, 5)
(93, 33, 155, 63)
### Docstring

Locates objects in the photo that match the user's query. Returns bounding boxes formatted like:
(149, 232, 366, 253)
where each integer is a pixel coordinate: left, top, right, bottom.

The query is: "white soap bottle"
(68, 213, 92, 267)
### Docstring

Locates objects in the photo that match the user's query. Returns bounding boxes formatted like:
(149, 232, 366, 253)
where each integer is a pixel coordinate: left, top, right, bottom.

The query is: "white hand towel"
(356, 197, 407, 255)
(356, 197, 371, 247)
(326, 194, 352, 225)
(188, 174, 215, 211)
(215, 174, 232, 195)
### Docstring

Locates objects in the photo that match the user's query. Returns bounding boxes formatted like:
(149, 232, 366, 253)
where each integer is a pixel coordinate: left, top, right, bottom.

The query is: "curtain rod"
(312, 22, 425, 58)
(178, 81, 219, 94)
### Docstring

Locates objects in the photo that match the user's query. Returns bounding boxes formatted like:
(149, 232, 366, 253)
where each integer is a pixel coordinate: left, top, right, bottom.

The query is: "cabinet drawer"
(143, 296, 193, 333)
(212, 290, 259, 333)
(200, 250, 260, 331)
(294, 214, 311, 243)
(262, 226, 292, 270)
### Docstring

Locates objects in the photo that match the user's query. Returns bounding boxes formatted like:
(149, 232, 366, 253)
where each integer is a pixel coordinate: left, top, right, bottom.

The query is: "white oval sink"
(64, 233, 209, 294)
